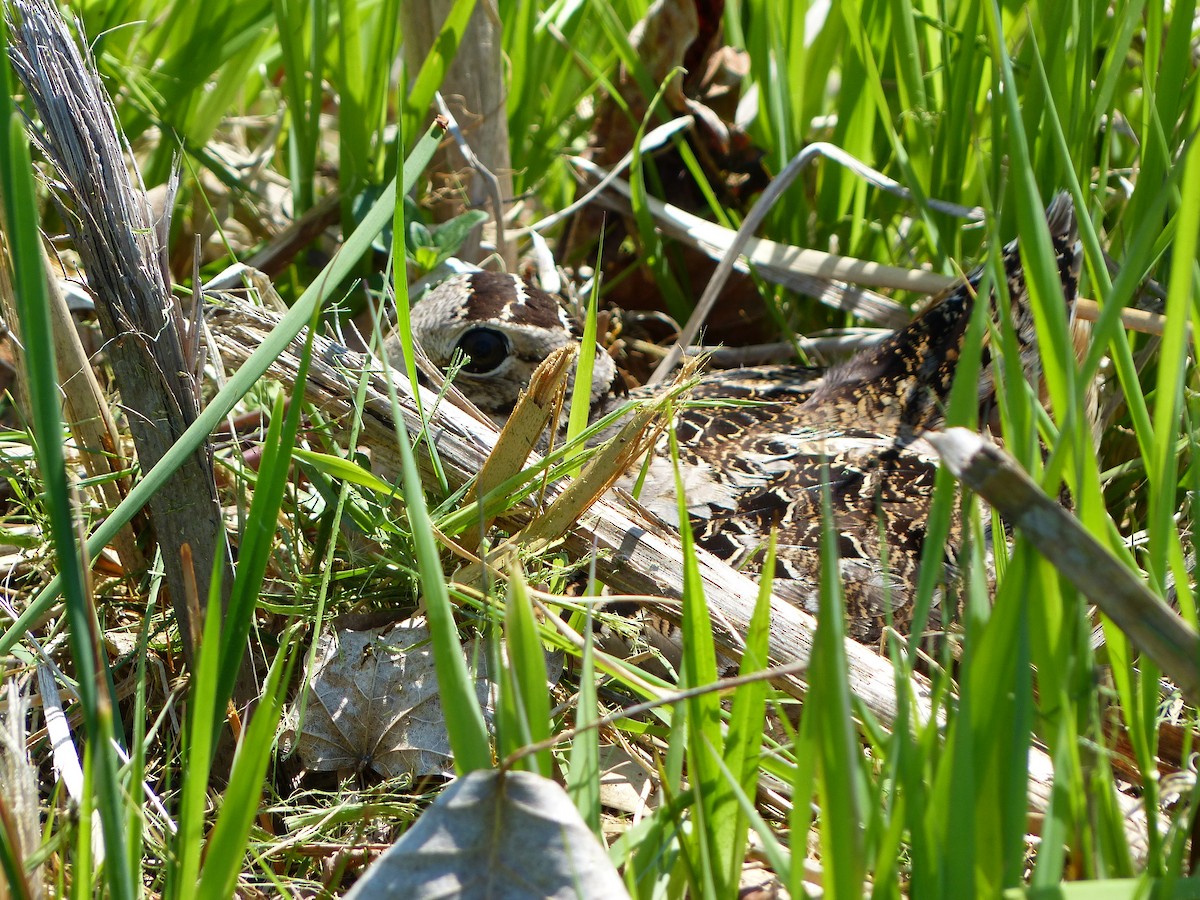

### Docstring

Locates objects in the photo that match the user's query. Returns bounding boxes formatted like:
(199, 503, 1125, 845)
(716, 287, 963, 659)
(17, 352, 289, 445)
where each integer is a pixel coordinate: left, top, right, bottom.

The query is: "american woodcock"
(399, 195, 1081, 643)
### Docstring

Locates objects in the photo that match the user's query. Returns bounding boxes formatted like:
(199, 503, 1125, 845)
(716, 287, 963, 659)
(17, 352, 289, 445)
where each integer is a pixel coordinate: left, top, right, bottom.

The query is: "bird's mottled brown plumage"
(399, 194, 1081, 643)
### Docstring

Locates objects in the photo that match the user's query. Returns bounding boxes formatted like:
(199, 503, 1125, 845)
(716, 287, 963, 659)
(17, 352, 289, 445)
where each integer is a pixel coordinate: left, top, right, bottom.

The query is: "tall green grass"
(5, 0, 1200, 896)
(0, 22, 133, 900)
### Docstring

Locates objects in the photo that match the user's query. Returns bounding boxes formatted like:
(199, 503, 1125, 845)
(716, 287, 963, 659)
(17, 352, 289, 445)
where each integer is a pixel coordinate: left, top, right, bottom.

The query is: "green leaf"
(292, 447, 398, 496)
(407, 220, 434, 252)
(432, 208, 490, 255)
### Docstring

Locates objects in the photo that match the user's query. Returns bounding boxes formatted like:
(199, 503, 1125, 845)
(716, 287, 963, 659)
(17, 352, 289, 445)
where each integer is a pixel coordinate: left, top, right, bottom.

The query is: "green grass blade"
(195, 629, 299, 899)
(717, 534, 775, 886)
(668, 429, 725, 898)
(501, 0, 596, 199)
(627, 69, 690, 321)
(1147, 67, 1200, 591)
(125, 595, 156, 889)
(0, 29, 132, 900)
(379, 110, 489, 774)
(290, 447, 398, 495)
(168, 561, 226, 897)
(400, 0, 477, 150)
(214, 351, 311, 731)
(566, 601, 601, 836)
(500, 562, 553, 776)
(705, 736, 794, 891)
(75, 747, 95, 900)
(985, 13, 1089, 498)
(565, 281, 601, 471)
(94, 0, 274, 182)
(0, 792, 33, 900)
(335, 0, 369, 201)
(391, 395, 492, 773)
(272, 0, 327, 212)
(811, 460, 865, 900)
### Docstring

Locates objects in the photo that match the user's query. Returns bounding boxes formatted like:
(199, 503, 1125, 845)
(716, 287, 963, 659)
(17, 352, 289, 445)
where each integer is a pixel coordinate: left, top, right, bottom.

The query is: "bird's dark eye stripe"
(455, 327, 510, 374)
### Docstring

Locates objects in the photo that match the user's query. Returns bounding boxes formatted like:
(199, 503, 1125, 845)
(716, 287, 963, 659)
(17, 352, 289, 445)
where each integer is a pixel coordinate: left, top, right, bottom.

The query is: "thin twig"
(499, 658, 811, 772)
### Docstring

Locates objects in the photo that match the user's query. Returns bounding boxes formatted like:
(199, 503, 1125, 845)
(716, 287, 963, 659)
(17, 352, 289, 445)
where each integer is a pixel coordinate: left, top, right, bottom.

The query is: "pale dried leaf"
(343, 769, 630, 900)
(0, 680, 42, 899)
(280, 620, 492, 778)
(597, 742, 656, 816)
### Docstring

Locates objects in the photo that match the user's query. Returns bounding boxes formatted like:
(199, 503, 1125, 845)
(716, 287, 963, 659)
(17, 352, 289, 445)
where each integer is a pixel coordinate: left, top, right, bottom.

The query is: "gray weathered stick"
(929, 427, 1200, 702)
(7, 0, 229, 666)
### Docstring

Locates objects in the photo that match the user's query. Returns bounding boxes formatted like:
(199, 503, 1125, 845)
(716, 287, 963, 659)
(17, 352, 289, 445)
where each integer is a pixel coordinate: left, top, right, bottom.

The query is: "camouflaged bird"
(393, 271, 621, 424)
(401, 194, 1081, 643)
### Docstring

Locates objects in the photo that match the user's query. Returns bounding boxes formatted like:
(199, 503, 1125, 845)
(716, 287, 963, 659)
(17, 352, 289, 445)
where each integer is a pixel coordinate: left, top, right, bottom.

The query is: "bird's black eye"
(455, 327, 510, 374)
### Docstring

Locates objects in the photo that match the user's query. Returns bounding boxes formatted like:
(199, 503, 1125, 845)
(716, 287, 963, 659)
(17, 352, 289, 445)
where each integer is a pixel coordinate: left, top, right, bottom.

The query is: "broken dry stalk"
(514, 398, 671, 551)
(460, 345, 575, 548)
